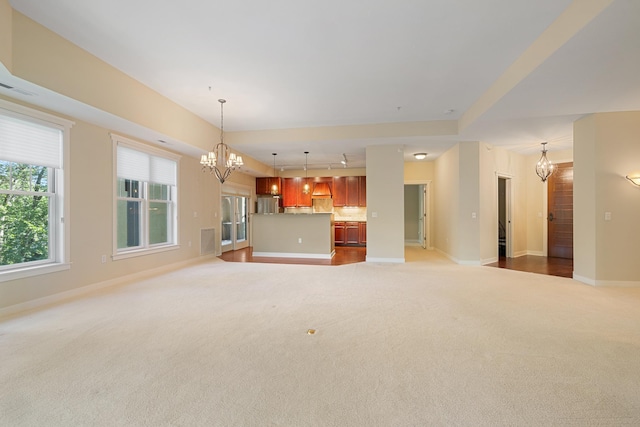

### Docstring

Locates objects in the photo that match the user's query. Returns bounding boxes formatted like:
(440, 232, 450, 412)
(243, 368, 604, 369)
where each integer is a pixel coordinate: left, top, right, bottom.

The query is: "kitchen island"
(251, 213, 335, 259)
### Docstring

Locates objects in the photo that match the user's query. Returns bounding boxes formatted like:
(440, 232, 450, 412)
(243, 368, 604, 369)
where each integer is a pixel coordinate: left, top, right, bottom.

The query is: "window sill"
(0, 262, 71, 283)
(112, 244, 180, 261)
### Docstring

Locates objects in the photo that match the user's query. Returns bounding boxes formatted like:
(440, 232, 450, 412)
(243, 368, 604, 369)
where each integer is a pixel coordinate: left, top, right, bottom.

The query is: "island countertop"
(251, 213, 335, 259)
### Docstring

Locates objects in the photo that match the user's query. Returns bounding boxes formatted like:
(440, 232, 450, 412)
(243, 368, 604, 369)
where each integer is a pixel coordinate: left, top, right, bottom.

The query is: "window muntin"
(113, 135, 179, 257)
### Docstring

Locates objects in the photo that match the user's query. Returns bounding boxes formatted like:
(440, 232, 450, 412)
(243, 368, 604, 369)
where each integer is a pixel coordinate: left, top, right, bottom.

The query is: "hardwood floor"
(220, 247, 573, 278)
(486, 255, 573, 278)
(218, 246, 366, 266)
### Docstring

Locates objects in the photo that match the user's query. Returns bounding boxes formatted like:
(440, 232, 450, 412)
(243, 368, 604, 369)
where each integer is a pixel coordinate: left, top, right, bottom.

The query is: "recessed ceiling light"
(414, 153, 427, 160)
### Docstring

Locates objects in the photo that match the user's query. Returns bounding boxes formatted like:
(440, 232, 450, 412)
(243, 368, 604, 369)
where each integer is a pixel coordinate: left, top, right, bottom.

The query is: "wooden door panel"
(548, 162, 573, 259)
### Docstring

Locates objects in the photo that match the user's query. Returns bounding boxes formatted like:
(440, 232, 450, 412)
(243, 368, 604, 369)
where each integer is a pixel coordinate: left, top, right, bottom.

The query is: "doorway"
(221, 195, 249, 253)
(547, 162, 573, 259)
(404, 183, 429, 249)
(497, 176, 512, 258)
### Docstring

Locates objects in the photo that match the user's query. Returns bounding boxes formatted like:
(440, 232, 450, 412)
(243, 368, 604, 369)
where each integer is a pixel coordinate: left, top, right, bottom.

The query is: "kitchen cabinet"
(334, 221, 345, 244)
(334, 221, 366, 246)
(358, 222, 366, 245)
(345, 221, 359, 244)
(332, 176, 366, 207)
(281, 177, 312, 207)
(256, 177, 281, 195)
(358, 176, 366, 207)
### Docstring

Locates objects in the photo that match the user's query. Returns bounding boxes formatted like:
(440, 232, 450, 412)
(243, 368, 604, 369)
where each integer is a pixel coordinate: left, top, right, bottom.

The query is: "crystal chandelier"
(200, 99, 243, 184)
(535, 142, 555, 182)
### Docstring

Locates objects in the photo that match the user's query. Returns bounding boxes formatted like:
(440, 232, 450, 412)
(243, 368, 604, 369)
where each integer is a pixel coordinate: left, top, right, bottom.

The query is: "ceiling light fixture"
(302, 151, 310, 194)
(271, 153, 279, 195)
(200, 98, 243, 184)
(414, 153, 427, 160)
(341, 153, 348, 168)
(626, 174, 640, 186)
(535, 142, 555, 182)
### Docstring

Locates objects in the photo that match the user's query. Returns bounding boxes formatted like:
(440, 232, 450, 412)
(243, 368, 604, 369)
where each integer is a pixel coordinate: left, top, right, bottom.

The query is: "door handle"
(548, 212, 554, 221)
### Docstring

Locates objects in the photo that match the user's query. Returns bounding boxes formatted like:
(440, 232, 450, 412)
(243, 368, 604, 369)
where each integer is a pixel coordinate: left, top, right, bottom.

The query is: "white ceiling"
(6, 0, 640, 172)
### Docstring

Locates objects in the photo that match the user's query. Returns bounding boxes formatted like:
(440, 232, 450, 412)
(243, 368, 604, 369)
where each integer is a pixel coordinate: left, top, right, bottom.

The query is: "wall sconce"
(626, 174, 640, 186)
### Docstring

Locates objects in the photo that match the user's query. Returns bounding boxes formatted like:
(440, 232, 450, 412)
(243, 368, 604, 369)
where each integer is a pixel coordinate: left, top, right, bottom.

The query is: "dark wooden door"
(332, 177, 346, 206)
(548, 162, 573, 259)
(281, 178, 297, 207)
(346, 176, 359, 206)
(345, 222, 359, 244)
(358, 176, 366, 207)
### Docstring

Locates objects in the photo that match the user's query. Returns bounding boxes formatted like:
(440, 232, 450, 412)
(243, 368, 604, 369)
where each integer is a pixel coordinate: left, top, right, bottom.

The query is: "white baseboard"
(526, 250, 544, 257)
(573, 274, 640, 287)
(0, 255, 218, 319)
(482, 257, 498, 265)
(366, 257, 405, 263)
(435, 249, 481, 266)
(251, 251, 334, 259)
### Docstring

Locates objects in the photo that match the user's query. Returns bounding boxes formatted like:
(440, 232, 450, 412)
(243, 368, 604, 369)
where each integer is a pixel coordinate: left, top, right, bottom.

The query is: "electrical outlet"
(298, 238, 302, 244)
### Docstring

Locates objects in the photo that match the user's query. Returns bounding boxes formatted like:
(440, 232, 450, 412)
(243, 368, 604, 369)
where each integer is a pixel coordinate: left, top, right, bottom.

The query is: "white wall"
(366, 145, 405, 262)
(574, 112, 640, 285)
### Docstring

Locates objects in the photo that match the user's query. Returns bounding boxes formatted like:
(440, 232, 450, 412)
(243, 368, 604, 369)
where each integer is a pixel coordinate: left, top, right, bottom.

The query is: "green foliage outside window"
(0, 161, 50, 266)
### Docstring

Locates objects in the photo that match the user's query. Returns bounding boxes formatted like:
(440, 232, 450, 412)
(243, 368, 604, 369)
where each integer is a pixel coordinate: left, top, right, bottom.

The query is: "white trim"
(435, 249, 481, 265)
(366, 257, 405, 263)
(482, 256, 498, 265)
(0, 99, 73, 279)
(573, 274, 640, 287)
(251, 251, 334, 259)
(526, 251, 544, 256)
(0, 255, 217, 319)
(111, 134, 180, 259)
(0, 262, 71, 283)
(111, 244, 180, 261)
(0, 98, 75, 130)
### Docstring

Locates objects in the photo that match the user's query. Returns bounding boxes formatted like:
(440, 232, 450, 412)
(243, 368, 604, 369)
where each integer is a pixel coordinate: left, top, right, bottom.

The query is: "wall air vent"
(200, 228, 216, 255)
(0, 82, 14, 89)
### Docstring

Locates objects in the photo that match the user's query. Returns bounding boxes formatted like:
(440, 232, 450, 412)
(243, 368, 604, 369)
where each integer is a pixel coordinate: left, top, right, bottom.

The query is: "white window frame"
(0, 99, 74, 282)
(111, 134, 180, 260)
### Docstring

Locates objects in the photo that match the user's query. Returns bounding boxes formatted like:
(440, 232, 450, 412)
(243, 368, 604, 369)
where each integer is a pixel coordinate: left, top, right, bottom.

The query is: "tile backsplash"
(283, 199, 367, 221)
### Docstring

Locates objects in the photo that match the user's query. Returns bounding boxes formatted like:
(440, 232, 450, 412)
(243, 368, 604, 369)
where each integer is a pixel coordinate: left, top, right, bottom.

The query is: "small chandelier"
(535, 142, 555, 182)
(302, 151, 310, 194)
(271, 153, 279, 195)
(200, 99, 243, 184)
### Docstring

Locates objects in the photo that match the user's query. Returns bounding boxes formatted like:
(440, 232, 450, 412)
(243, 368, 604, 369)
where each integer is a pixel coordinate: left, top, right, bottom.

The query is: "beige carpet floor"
(1, 248, 640, 426)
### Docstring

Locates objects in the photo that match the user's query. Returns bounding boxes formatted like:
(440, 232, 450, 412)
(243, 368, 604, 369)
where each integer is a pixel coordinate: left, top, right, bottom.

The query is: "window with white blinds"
(112, 134, 179, 259)
(0, 99, 73, 281)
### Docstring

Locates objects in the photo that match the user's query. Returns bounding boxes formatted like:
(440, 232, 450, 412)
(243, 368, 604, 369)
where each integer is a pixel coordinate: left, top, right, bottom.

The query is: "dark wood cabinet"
(281, 177, 312, 207)
(256, 177, 281, 195)
(345, 221, 359, 244)
(334, 221, 345, 244)
(335, 221, 366, 246)
(358, 176, 366, 207)
(332, 176, 366, 207)
(358, 222, 366, 245)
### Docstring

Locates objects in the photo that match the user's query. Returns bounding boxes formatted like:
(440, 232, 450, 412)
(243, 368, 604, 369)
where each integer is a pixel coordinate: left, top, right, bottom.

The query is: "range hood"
(311, 182, 332, 198)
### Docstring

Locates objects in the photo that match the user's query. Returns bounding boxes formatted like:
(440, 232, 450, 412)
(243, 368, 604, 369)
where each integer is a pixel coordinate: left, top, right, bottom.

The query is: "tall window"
(0, 100, 72, 280)
(113, 135, 179, 258)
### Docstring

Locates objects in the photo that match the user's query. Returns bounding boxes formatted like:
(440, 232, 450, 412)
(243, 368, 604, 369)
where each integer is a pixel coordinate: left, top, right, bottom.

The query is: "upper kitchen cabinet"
(333, 176, 366, 207)
(281, 177, 312, 207)
(256, 177, 281, 195)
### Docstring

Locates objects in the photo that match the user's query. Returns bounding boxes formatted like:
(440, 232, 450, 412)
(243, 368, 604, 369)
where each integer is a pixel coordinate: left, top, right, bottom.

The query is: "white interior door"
(221, 195, 249, 252)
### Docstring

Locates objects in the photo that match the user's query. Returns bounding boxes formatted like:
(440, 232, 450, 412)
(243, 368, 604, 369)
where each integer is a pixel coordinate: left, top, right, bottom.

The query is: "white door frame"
(405, 180, 432, 250)
(221, 182, 252, 252)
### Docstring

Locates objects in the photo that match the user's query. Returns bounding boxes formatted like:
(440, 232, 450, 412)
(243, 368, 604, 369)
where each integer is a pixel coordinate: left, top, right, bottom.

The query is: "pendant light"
(535, 142, 555, 182)
(302, 151, 310, 194)
(200, 98, 243, 183)
(270, 153, 279, 196)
